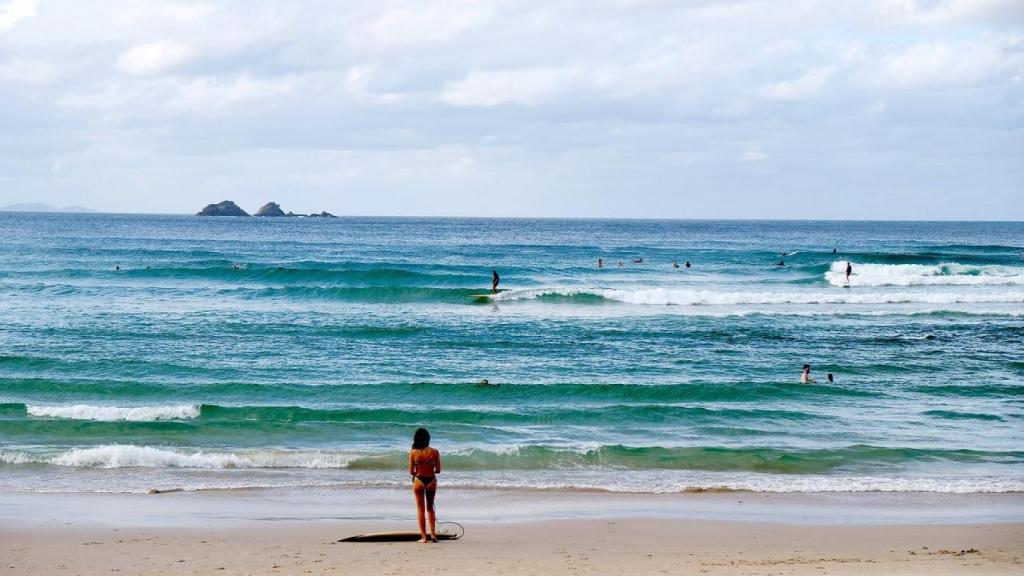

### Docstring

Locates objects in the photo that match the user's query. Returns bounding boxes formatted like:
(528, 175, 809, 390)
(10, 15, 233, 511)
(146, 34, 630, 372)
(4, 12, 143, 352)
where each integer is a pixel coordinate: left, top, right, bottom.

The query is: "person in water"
(827, 373, 834, 383)
(685, 261, 691, 268)
(845, 261, 852, 284)
(673, 261, 680, 269)
(491, 270, 500, 294)
(597, 258, 603, 268)
(633, 257, 643, 264)
(409, 427, 442, 543)
(800, 364, 816, 384)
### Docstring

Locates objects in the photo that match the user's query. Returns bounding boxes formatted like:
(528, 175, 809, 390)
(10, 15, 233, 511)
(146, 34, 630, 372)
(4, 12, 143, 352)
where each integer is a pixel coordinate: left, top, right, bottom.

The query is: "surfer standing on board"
(409, 428, 442, 543)
(845, 261, 852, 284)
(491, 270, 500, 294)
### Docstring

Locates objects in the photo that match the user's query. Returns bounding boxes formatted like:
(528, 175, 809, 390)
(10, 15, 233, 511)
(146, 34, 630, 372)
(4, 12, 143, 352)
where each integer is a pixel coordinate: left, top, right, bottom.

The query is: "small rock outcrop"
(308, 211, 338, 218)
(197, 201, 249, 217)
(254, 202, 287, 217)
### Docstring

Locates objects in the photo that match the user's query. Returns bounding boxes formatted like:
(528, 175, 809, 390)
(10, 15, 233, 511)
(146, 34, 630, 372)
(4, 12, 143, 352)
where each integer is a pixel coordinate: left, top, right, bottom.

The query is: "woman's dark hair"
(412, 427, 430, 449)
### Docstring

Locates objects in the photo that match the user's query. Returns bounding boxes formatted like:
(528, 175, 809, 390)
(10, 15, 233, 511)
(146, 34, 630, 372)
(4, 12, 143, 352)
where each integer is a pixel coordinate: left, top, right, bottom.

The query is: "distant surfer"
(673, 261, 680, 269)
(832, 247, 837, 254)
(800, 364, 816, 384)
(409, 428, 441, 543)
(114, 265, 121, 271)
(617, 260, 623, 268)
(685, 261, 691, 268)
(633, 257, 643, 264)
(827, 373, 834, 384)
(478, 378, 497, 387)
(491, 270, 500, 294)
(597, 258, 603, 268)
(845, 261, 852, 284)
(776, 259, 785, 267)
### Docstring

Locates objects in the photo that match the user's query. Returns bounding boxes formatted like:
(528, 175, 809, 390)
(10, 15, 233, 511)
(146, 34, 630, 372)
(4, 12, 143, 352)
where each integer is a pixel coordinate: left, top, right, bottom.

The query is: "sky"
(0, 0, 1022, 219)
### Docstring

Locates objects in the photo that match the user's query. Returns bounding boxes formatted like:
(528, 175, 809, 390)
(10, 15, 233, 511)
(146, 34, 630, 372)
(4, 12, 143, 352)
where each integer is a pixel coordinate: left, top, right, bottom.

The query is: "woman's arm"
(434, 449, 442, 475)
(408, 451, 415, 476)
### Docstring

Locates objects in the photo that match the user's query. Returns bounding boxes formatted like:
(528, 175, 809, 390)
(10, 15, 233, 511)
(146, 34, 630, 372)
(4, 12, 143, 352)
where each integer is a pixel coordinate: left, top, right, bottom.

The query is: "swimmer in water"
(685, 261, 690, 268)
(827, 373, 834, 383)
(114, 265, 121, 271)
(491, 270, 500, 294)
(633, 257, 643, 264)
(776, 259, 785, 267)
(617, 260, 623, 268)
(673, 261, 680, 269)
(800, 364, 816, 384)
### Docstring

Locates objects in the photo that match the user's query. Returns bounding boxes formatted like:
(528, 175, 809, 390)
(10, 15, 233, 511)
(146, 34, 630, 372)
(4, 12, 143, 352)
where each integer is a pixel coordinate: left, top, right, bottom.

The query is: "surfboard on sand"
(340, 521, 465, 542)
(338, 532, 460, 542)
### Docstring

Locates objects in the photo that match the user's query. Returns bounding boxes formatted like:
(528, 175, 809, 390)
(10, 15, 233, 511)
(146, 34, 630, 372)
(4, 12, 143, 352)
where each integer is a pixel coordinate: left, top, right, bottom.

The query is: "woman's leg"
(413, 483, 427, 542)
(425, 487, 437, 540)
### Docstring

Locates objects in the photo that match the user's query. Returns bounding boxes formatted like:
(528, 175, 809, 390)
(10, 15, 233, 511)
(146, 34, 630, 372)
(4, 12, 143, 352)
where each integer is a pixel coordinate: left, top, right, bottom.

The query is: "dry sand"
(3, 518, 1022, 575)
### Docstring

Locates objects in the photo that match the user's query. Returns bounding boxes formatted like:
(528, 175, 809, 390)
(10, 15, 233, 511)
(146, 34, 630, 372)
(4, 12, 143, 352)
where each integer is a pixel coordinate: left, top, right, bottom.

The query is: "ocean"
(0, 213, 1021, 495)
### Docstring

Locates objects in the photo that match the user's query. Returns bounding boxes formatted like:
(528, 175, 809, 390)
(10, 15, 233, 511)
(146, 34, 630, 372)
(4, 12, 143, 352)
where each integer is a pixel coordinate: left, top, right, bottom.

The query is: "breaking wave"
(825, 261, 1024, 287)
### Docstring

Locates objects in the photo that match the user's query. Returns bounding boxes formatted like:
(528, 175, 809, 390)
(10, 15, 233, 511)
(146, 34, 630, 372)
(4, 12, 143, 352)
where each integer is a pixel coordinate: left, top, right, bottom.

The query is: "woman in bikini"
(409, 427, 441, 543)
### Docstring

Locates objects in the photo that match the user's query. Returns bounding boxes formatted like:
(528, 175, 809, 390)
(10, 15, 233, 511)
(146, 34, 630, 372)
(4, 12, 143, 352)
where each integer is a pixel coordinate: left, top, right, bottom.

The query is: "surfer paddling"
(491, 270, 500, 294)
(409, 428, 442, 543)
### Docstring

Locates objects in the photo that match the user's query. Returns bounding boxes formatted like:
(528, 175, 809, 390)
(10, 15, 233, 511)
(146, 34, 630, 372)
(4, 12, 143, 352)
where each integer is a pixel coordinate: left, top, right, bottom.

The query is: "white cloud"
(354, 1, 490, 50)
(116, 41, 194, 76)
(0, 0, 39, 32)
(759, 66, 835, 101)
(171, 74, 297, 112)
(0, 58, 57, 83)
(872, 0, 1024, 26)
(741, 144, 767, 162)
(442, 67, 580, 107)
(863, 40, 1019, 90)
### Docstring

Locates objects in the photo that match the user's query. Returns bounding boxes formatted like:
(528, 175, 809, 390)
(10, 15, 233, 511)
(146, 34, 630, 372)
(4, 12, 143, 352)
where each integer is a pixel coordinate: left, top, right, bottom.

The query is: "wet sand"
(2, 490, 1023, 575)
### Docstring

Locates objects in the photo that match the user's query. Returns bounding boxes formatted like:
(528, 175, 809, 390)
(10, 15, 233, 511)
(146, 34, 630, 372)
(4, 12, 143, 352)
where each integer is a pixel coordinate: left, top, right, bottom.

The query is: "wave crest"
(27, 404, 200, 422)
(826, 261, 1024, 287)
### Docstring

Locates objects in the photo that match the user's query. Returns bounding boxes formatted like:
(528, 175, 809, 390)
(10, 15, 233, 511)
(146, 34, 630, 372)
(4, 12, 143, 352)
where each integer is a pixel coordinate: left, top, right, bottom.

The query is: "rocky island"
(254, 202, 286, 217)
(197, 200, 249, 216)
(197, 201, 337, 218)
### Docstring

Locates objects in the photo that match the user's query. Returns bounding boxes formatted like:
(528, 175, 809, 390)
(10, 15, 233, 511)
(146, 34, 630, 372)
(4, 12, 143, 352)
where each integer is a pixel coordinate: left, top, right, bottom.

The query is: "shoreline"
(3, 488, 1023, 529)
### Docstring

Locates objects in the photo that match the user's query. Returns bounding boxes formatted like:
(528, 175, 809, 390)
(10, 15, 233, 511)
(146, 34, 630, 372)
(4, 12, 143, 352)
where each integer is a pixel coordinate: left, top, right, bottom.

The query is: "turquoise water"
(0, 214, 1021, 494)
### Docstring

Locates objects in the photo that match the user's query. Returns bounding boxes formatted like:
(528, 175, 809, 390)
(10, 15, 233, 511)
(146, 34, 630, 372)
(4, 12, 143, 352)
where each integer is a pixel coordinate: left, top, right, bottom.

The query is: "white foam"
(27, 404, 201, 422)
(826, 261, 1024, 287)
(46, 445, 358, 469)
(492, 287, 1024, 306)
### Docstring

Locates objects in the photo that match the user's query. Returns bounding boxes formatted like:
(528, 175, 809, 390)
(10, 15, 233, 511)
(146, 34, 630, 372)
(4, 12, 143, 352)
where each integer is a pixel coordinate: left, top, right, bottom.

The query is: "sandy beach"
(3, 517, 1022, 575)
(2, 491, 1022, 575)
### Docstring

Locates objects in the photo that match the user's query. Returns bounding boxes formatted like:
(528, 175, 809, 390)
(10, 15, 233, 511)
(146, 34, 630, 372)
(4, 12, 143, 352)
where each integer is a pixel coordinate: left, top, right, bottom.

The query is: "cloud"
(872, 0, 1024, 26)
(741, 144, 767, 162)
(353, 1, 491, 50)
(116, 41, 194, 76)
(442, 67, 581, 107)
(862, 39, 1021, 90)
(0, 0, 1021, 218)
(759, 66, 835, 101)
(0, 57, 58, 83)
(170, 74, 297, 112)
(0, 0, 39, 32)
